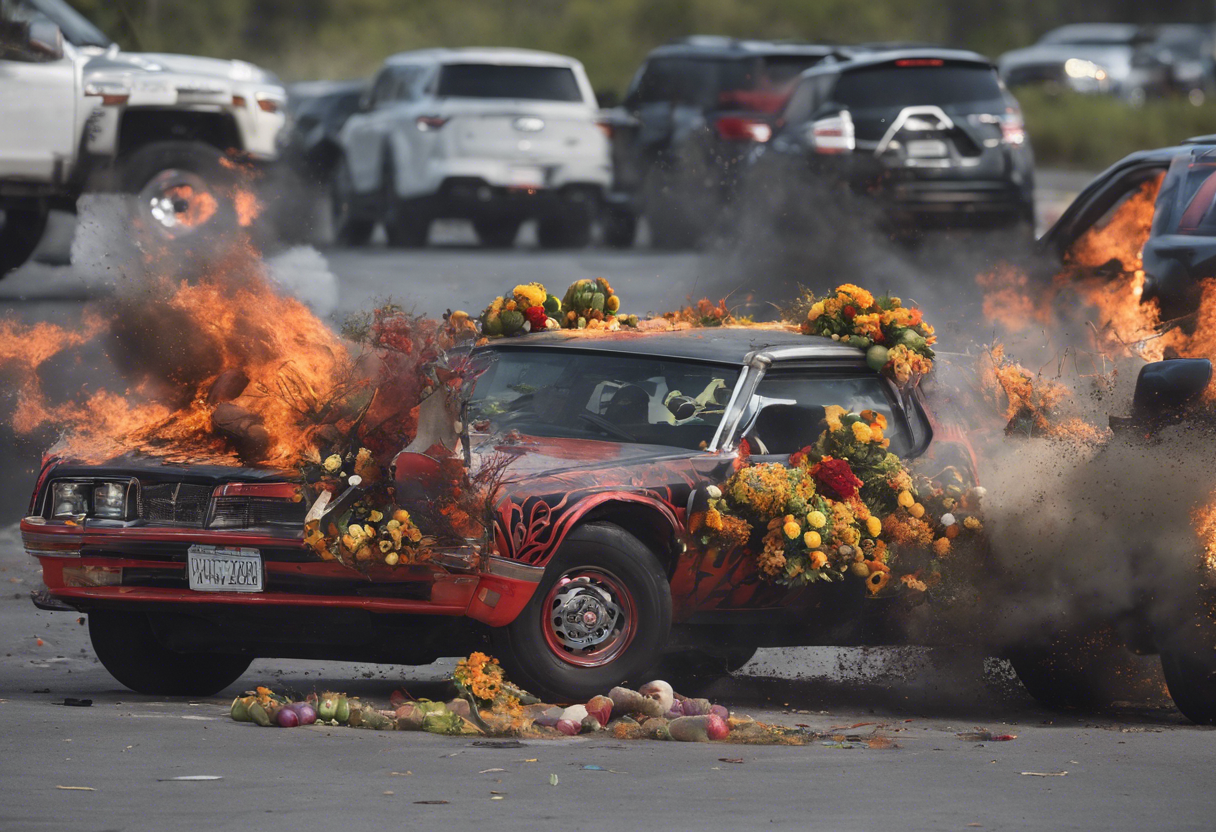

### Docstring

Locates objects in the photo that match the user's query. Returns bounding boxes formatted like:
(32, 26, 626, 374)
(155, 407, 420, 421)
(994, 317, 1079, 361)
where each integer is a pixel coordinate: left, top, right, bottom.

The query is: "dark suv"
(748, 48, 1036, 232)
(603, 37, 835, 248)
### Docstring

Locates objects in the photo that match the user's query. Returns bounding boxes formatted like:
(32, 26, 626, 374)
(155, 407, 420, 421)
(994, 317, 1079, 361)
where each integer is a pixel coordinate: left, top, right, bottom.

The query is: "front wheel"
(491, 522, 671, 702)
(88, 611, 252, 696)
(0, 207, 48, 276)
(537, 198, 593, 249)
(1006, 629, 1140, 711)
(118, 141, 236, 240)
(473, 217, 522, 248)
(1156, 591, 1216, 724)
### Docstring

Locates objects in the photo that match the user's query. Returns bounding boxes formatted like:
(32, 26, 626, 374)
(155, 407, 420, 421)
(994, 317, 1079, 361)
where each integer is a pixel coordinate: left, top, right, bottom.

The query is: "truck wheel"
(0, 207, 48, 276)
(384, 202, 429, 248)
(492, 522, 672, 702)
(1156, 593, 1216, 724)
(473, 218, 522, 248)
(537, 198, 593, 249)
(601, 206, 638, 249)
(88, 610, 252, 696)
(330, 157, 375, 246)
(118, 141, 236, 239)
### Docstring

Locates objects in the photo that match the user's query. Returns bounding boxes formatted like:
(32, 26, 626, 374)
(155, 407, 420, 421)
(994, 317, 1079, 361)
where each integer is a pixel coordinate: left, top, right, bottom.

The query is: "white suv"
(333, 48, 611, 248)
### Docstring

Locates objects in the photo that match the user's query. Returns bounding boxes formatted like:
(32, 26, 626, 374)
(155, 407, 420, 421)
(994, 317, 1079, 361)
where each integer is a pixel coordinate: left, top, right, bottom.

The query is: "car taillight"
(596, 121, 613, 139)
(1001, 108, 1026, 146)
(255, 92, 283, 114)
(808, 111, 855, 155)
(714, 116, 772, 143)
(416, 116, 449, 132)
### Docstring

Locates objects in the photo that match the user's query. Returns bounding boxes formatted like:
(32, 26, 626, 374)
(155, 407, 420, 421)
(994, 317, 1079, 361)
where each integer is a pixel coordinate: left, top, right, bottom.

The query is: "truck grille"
(137, 482, 213, 526)
(209, 496, 307, 530)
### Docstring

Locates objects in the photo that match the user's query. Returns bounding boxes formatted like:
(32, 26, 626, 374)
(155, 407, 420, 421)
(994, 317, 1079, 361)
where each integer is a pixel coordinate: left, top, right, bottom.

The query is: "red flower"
(523, 305, 548, 332)
(788, 445, 814, 468)
(811, 456, 863, 501)
(843, 305, 857, 321)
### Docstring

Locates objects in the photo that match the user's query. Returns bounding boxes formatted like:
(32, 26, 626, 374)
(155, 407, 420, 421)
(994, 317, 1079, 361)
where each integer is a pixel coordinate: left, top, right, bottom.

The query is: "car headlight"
(49, 479, 132, 520)
(92, 482, 129, 518)
(51, 483, 88, 518)
(1064, 58, 1107, 81)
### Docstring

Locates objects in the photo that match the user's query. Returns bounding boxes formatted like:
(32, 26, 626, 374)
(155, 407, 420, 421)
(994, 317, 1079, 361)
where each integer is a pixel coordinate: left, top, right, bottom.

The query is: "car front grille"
(137, 482, 213, 527)
(209, 496, 307, 530)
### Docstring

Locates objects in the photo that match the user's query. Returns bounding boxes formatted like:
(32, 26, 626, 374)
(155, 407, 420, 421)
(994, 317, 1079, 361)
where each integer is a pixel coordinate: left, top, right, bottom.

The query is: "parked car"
(282, 79, 367, 186)
(746, 48, 1035, 232)
(1036, 135, 1216, 322)
(602, 37, 836, 249)
(998, 23, 1171, 105)
(1153, 24, 1216, 104)
(0, 0, 286, 276)
(330, 48, 611, 249)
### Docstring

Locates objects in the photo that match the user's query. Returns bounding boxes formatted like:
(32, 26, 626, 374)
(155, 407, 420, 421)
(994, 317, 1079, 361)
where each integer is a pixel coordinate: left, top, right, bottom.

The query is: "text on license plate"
(508, 166, 545, 188)
(187, 545, 264, 593)
(906, 139, 948, 158)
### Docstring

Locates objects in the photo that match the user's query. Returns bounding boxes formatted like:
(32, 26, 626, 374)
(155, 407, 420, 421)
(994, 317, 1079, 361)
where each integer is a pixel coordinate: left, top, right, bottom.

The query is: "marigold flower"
(824, 404, 847, 433)
(803, 530, 822, 548)
(784, 520, 801, 540)
(807, 301, 826, 322)
(513, 283, 548, 309)
(909, 502, 925, 519)
(963, 516, 983, 531)
(323, 454, 342, 473)
(945, 524, 960, 540)
(897, 490, 915, 508)
(807, 510, 827, 529)
(932, 537, 951, 557)
(866, 515, 882, 538)
(835, 283, 875, 309)
(705, 508, 724, 531)
(810, 550, 829, 570)
(851, 421, 874, 443)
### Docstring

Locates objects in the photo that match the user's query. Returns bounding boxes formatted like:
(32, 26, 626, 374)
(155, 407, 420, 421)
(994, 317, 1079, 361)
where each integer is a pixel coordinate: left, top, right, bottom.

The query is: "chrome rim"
(541, 567, 637, 668)
(138, 169, 216, 237)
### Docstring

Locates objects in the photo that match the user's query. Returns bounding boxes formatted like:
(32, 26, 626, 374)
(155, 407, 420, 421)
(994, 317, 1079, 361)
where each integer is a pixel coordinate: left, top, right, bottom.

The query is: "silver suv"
(333, 48, 611, 248)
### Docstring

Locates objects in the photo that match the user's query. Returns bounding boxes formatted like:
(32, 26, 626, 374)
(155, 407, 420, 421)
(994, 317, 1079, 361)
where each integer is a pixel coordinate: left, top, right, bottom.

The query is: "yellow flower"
(909, 502, 925, 519)
(840, 527, 860, 546)
(705, 508, 724, 531)
(783, 521, 801, 540)
(803, 530, 822, 548)
(866, 515, 882, 538)
(835, 283, 875, 309)
(824, 405, 847, 433)
(807, 301, 826, 322)
(807, 510, 827, 529)
(897, 490, 915, 508)
(513, 283, 547, 309)
(368, 510, 384, 523)
(851, 421, 873, 443)
(963, 516, 983, 531)
(322, 454, 342, 473)
(384, 551, 399, 566)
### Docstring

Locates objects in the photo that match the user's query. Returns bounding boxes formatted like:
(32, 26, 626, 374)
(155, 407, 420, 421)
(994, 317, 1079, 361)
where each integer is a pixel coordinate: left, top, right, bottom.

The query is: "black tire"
(384, 201, 429, 248)
(1156, 591, 1216, 724)
(0, 207, 48, 276)
(601, 206, 638, 249)
(1006, 630, 1136, 711)
(491, 522, 672, 702)
(537, 200, 593, 249)
(117, 141, 237, 240)
(88, 610, 252, 696)
(330, 157, 375, 246)
(473, 217, 522, 248)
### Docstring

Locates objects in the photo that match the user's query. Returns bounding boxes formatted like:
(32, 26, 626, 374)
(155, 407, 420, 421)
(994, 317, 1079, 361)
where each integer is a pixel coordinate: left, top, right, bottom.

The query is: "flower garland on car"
(480, 279, 639, 337)
(800, 284, 936, 386)
(691, 407, 984, 594)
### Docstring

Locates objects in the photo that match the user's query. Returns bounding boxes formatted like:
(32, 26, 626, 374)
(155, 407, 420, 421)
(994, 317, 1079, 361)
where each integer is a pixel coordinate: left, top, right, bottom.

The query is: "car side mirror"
(805, 111, 855, 155)
(0, 19, 64, 62)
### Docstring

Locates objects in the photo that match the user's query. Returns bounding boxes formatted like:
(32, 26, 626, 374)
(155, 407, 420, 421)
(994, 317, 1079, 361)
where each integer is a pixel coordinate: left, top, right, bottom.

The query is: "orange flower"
(933, 537, 952, 557)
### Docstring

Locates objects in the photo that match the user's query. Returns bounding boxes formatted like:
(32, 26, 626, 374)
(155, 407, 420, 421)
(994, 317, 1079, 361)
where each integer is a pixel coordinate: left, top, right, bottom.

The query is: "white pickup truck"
(0, 0, 286, 275)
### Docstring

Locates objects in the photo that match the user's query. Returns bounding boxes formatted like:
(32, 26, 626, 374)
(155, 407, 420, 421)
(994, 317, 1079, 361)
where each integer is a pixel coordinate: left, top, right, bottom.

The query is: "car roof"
(1040, 23, 1144, 44)
(814, 47, 995, 74)
(477, 327, 866, 366)
(645, 37, 837, 60)
(385, 48, 581, 68)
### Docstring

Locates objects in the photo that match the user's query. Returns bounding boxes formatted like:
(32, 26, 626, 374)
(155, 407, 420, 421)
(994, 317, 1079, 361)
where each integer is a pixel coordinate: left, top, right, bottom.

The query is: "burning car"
(23, 324, 977, 702)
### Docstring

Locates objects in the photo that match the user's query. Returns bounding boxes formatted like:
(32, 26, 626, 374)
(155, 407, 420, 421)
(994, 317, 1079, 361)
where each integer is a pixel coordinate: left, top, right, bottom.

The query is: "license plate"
(507, 166, 545, 188)
(187, 545, 263, 593)
(906, 139, 948, 158)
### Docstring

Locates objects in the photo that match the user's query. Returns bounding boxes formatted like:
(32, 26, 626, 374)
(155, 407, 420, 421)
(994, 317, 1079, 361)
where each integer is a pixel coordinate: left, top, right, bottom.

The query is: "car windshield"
(633, 55, 824, 111)
(1040, 26, 1141, 46)
(745, 372, 912, 456)
(436, 63, 583, 102)
(467, 349, 738, 451)
(832, 63, 1003, 110)
(15, 0, 111, 48)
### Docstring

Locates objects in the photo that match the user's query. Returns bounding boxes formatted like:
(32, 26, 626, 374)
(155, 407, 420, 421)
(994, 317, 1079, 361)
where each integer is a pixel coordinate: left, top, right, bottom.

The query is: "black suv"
(747, 48, 1035, 232)
(603, 37, 835, 248)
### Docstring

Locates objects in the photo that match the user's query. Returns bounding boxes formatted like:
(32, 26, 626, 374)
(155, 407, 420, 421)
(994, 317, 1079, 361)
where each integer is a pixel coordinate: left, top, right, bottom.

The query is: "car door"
(0, 37, 79, 181)
(674, 367, 914, 613)
(339, 67, 398, 194)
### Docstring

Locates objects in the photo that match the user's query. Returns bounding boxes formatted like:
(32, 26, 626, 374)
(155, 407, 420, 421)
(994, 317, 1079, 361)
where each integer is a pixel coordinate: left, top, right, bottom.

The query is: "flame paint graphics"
(2, 236, 352, 466)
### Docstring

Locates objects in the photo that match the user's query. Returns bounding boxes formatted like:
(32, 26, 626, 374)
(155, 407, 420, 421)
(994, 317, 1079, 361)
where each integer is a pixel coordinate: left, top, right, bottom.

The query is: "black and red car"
(24, 329, 949, 701)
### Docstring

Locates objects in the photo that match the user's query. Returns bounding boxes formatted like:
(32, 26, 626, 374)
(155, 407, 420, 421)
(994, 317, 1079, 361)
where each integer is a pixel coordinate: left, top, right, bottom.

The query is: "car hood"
(999, 43, 1133, 78)
(83, 49, 278, 87)
(473, 434, 700, 482)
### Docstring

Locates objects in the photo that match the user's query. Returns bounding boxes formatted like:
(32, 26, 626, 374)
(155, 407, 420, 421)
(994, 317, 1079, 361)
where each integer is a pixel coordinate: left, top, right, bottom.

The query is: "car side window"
(391, 66, 424, 102)
(368, 69, 396, 108)
(781, 78, 817, 126)
(744, 372, 908, 456)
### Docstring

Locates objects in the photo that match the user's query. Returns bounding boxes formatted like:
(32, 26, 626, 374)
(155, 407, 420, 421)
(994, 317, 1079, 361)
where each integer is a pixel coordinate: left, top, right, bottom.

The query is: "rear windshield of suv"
(633, 54, 826, 110)
(832, 63, 1003, 110)
(436, 64, 583, 102)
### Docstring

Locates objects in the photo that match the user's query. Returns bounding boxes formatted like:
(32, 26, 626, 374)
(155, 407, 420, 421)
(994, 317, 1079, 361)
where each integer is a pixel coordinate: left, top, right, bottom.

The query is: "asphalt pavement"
(2, 172, 1214, 831)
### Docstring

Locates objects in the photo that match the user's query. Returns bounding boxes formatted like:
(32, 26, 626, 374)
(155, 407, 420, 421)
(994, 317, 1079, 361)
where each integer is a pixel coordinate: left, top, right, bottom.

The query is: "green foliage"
(1020, 89, 1216, 169)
